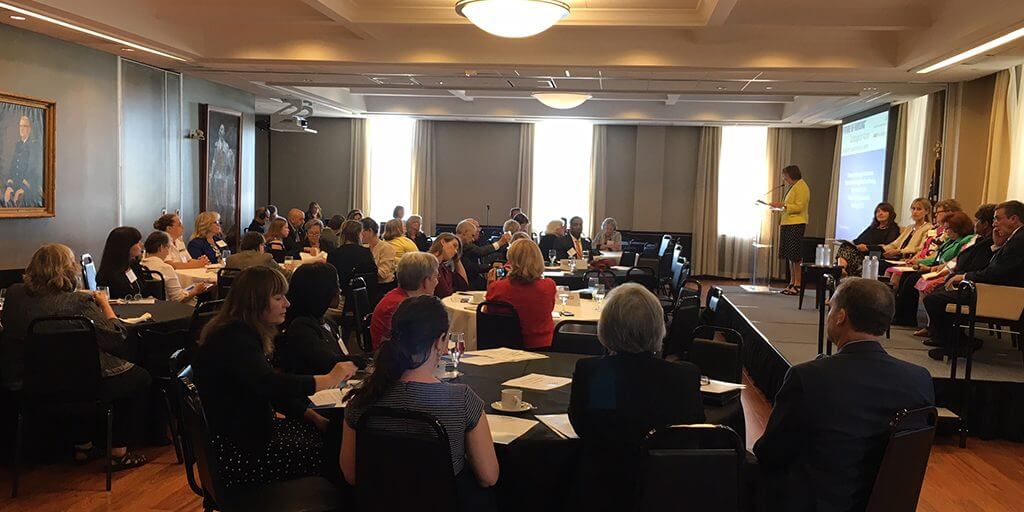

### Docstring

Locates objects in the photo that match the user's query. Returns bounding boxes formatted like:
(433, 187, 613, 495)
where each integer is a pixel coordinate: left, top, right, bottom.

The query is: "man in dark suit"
(245, 206, 269, 234)
(282, 208, 306, 256)
(567, 216, 593, 258)
(456, 218, 510, 290)
(754, 278, 934, 512)
(924, 200, 1024, 359)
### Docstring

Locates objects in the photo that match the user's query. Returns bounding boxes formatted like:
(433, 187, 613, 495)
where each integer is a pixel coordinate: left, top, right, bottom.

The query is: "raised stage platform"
(712, 286, 1024, 442)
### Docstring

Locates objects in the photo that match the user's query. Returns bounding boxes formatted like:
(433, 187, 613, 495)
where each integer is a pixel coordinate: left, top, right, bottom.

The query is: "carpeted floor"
(721, 286, 1024, 383)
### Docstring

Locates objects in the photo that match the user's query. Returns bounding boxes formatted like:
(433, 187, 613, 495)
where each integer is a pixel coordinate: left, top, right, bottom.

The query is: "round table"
(441, 291, 603, 351)
(112, 300, 195, 369)
(176, 266, 219, 288)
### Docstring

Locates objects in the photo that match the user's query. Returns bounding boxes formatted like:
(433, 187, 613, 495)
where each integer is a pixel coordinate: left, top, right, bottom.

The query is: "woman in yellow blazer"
(771, 165, 810, 295)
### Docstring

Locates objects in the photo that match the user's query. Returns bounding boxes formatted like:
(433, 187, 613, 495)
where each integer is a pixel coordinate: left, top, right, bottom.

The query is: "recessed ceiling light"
(716, 86, 726, 91)
(918, 26, 1024, 74)
(9, 14, 26, 20)
(455, 0, 570, 38)
(765, 86, 773, 90)
(120, 47, 134, 52)
(533, 92, 591, 109)
(0, 1, 186, 61)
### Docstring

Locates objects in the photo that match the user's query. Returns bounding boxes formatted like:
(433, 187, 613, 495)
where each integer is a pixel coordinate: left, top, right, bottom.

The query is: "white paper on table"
(487, 414, 538, 445)
(460, 347, 549, 366)
(308, 387, 352, 407)
(502, 373, 572, 391)
(535, 414, 579, 439)
(118, 312, 153, 324)
(888, 266, 917, 273)
(885, 259, 907, 265)
(700, 379, 746, 395)
(610, 265, 631, 271)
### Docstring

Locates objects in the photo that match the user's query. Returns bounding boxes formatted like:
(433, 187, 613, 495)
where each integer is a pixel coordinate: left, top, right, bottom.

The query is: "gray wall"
(0, 24, 254, 268)
(434, 121, 521, 224)
(268, 117, 352, 218)
(791, 126, 837, 238)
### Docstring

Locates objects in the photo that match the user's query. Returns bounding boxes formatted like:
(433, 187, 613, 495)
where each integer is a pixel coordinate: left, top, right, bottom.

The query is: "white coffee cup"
(501, 388, 523, 410)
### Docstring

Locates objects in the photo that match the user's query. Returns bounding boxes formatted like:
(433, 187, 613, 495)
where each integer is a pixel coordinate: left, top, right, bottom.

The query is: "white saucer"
(490, 401, 534, 413)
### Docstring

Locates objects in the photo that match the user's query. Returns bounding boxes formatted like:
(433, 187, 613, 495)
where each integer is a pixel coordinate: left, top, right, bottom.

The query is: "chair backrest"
(216, 267, 242, 299)
(188, 299, 225, 348)
(24, 316, 102, 404)
(669, 244, 686, 294)
(137, 267, 167, 301)
(865, 407, 938, 512)
(584, 269, 616, 291)
(177, 371, 228, 508)
(551, 321, 606, 355)
(355, 406, 457, 512)
(636, 424, 745, 512)
(688, 326, 743, 383)
(663, 295, 701, 359)
(625, 266, 658, 292)
(658, 236, 675, 278)
(476, 300, 524, 350)
(619, 250, 639, 267)
(81, 253, 97, 291)
(169, 358, 203, 497)
(350, 277, 374, 353)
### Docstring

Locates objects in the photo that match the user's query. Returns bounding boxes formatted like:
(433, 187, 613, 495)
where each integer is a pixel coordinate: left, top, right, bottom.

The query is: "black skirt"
(779, 224, 806, 261)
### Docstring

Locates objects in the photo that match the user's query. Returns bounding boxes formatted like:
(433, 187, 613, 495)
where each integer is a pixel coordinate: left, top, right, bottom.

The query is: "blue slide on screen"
(835, 110, 889, 241)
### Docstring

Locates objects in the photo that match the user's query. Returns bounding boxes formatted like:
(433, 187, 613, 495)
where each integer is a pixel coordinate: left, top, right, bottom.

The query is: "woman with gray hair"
(593, 217, 622, 251)
(568, 283, 704, 511)
(301, 218, 337, 255)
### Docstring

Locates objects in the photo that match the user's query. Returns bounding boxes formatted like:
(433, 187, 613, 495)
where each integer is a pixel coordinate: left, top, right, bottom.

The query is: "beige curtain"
(692, 126, 721, 276)
(516, 123, 534, 225)
(411, 120, 436, 234)
(349, 118, 369, 214)
(762, 128, 791, 280)
(590, 125, 608, 237)
(825, 127, 843, 239)
(888, 103, 909, 217)
(984, 68, 1017, 203)
(890, 96, 930, 225)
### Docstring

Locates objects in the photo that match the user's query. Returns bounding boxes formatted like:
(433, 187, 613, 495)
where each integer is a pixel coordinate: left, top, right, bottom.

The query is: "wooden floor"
(0, 280, 1021, 511)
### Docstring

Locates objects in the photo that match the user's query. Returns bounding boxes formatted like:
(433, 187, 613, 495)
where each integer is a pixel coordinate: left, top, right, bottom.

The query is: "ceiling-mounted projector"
(270, 99, 318, 134)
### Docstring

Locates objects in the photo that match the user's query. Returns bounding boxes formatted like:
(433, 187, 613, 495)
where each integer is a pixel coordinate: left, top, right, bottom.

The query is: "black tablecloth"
(543, 268, 630, 290)
(112, 300, 194, 369)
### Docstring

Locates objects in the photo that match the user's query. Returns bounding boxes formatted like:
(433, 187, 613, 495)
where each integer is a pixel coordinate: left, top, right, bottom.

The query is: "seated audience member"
(392, 205, 405, 220)
(429, 233, 469, 298)
(361, 217, 397, 287)
(457, 219, 510, 290)
(566, 216, 593, 258)
(502, 218, 521, 235)
(1, 244, 150, 470)
(226, 232, 281, 272)
(194, 266, 355, 488)
(264, 218, 291, 263)
(509, 206, 522, 220)
(837, 202, 901, 275)
(369, 252, 439, 349)
(346, 209, 363, 221)
(754, 278, 934, 512)
(154, 213, 209, 269)
(328, 220, 379, 297)
(925, 200, 1024, 360)
(512, 212, 531, 234)
(538, 219, 570, 261)
(301, 219, 337, 254)
(305, 201, 322, 223)
(275, 262, 365, 375)
(141, 231, 210, 304)
(593, 217, 622, 252)
(283, 208, 306, 255)
(485, 239, 556, 349)
(187, 211, 228, 264)
(97, 226, 145, 299)
(568, 283, 704, 512)
(246, 206, 269, 234)
(383, 218, 418, 260)
(341, 296, 499, 498)
(909, 199, 962, 265)
(882, 198, 933, 260)
(321, 215, 344, 247)
(511, 231, 531, 242)
(407, 214, 431, 252)
(266, 204, 279, 223)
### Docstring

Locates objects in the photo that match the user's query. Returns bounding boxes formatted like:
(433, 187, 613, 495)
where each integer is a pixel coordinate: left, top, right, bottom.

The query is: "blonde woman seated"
(383, 218, 419, 261)
(593, 217, 622, 252)
(485, 239, 556, 349)
(882, 198, 933, 261)
(153, 213, 209, 269)
(187, 211, 228, 264)
(141, 231, 211, 304)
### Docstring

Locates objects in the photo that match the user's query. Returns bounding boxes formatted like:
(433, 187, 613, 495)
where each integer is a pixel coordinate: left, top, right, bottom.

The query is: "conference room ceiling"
(3, 0, 1023, 126)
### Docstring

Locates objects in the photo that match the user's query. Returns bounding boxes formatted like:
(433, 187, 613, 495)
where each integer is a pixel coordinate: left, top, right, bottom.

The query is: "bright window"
(532, 121, 594, 235)
(717, 126, 769, 238)
(367, 116, 415, 222)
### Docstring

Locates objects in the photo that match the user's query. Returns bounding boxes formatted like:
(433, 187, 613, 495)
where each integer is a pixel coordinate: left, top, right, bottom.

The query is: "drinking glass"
(132, 293, 144, 302)
(96, 286, 110, 300)
(558, 292, 570, 313)
(594, 285, 606, 310)
(284, 256, 294, 267)
(582, 250, 590, 261)
(452, 332, 466, 372)
(588, 277, 599, 293)
(548, 249, 557, 266)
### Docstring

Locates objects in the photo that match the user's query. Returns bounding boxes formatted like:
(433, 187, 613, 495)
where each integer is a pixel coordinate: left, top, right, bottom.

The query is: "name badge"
(567, 247, 578, 258)
(125, 268, 138, 284)
(216, 239, 229, 249)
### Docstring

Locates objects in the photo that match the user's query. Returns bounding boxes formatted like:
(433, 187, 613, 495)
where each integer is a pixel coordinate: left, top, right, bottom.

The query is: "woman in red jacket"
(485, 239, 556, 349)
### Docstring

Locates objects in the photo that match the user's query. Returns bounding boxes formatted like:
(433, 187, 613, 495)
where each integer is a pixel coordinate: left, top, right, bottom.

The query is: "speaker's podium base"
(744, 241, 776, 294)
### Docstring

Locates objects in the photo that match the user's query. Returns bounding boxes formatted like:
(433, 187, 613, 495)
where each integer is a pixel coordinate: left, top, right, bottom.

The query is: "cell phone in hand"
(495, 268, 507, 279)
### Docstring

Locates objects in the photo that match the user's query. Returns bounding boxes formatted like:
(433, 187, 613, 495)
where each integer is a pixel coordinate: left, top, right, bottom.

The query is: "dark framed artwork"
(199, 104, 242, 247)
(0, 91, 55, 218)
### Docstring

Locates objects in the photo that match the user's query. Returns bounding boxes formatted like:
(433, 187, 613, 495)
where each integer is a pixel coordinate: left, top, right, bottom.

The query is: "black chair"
(354, 407, 458, 512)
(350, 277, 374, 353)
(215, 267, 241, 299)
(176, 372, 342, 512)
(583, 269, 616, 291)
(167, 354, 201, 491)
(688, 325, 743, 383)
(864, 407, 938, 512)
(188, 300, 225, 349)
(635, 424, 746, 512)
(12, 316, 112, 497)
(663, 295, 701, 360)
(657, 236, 676, 293)
(619, 250, 639, 268)
(548, 320, 606, 355)
(81, 253, 97, 291)
(137, 267, 167, 300)
(625, 266, 658, 292)
(798, 263, 842, 310)
(476, 300, 524, 350)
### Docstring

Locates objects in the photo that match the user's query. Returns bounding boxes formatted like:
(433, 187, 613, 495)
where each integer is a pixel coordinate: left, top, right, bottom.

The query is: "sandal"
(913, 328, 930, 337)
(780, 286, 798, 296)
(111, 451, 148, 472)
(73, 445, 104, 465)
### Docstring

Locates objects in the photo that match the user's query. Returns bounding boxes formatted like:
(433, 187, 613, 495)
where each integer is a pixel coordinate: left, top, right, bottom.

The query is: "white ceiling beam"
(726, 7, 931, 31)
(702, 0, 739, 27)
(448, 89, 474, 102)
(665, 94, 681, 106)
(298, 0, 375, 39)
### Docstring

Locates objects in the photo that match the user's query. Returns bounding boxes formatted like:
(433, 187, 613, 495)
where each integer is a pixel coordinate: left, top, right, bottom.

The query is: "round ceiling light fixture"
(532, 92, 592, 109)
(455, 0, 570, 38)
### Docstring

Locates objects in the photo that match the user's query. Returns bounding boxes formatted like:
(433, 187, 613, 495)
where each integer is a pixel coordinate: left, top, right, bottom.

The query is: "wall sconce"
(185, 129, 205, 141)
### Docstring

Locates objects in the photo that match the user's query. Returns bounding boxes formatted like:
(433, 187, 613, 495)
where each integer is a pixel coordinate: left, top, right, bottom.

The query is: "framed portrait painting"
(0, 91, 55, 218)
(199, 104, 242, 247)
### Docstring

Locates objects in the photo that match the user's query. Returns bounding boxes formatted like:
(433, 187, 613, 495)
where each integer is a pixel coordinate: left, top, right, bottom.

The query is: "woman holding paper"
(568, 283, 705, 512)
(771, 165, 810, 295)
(342, 295, 499, 502)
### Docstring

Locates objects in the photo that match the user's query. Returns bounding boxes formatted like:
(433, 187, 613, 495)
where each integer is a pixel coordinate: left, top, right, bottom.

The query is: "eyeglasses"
(214, 220, 222, 225)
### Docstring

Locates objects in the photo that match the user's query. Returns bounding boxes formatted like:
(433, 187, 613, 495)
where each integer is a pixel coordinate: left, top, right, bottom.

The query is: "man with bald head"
(283, 207, 307, 256)
(457, 218, 510, 290)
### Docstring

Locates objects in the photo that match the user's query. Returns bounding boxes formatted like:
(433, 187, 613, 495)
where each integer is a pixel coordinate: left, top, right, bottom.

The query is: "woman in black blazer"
(194, 266, 355, 488)
(326, 220, 378, 298)
(568, 283, 705, 512)
(96, 226, 145, 299)
(275, 262, 366, 375)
